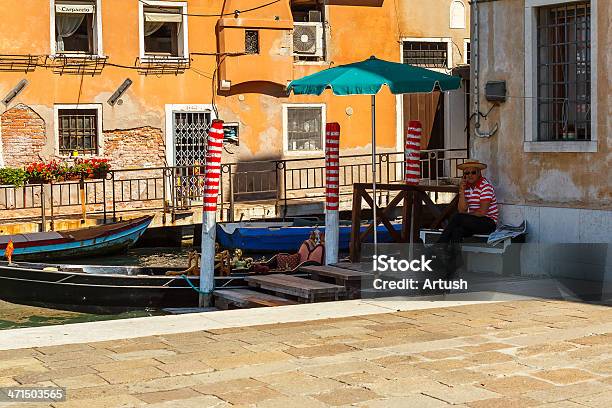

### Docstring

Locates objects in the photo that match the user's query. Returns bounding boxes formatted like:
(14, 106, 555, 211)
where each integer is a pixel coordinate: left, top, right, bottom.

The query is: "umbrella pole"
(371, 94, 378, 260)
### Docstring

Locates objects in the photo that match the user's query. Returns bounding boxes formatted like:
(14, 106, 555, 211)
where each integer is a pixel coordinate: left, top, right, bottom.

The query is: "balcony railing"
(0, 148, 467, 228)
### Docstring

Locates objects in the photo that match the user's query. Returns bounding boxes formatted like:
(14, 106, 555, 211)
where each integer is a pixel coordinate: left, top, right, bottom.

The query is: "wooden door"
(402, 92, 441, 149)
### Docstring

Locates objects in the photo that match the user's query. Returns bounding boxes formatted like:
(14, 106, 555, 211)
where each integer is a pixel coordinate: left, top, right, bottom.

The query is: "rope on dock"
(180, 275, 208, 294)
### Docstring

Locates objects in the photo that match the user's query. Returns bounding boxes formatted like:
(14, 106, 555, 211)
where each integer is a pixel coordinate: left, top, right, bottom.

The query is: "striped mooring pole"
(405, 120, 422, 185)
(199, 119, 224, 307)
(325, 123, 340, 265)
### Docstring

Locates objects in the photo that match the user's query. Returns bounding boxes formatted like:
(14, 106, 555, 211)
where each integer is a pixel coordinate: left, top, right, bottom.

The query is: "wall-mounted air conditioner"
(292, 22, 324, 57)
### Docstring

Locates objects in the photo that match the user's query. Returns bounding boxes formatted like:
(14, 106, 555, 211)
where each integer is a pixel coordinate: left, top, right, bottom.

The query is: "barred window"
(245, 30, 259, 54)
(465, 41, 471, 65)
(402, 41, 449, 68)
(537, 2, 591, 141)
(58, 109, 99, 155)
(286, 107, 323, 151)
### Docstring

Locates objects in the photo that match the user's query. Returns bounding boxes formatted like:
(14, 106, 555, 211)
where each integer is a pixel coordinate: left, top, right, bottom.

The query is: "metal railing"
(0, 148, 467, 227)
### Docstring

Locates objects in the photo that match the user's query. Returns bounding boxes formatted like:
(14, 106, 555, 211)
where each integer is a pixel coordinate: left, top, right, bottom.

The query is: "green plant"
(0, 168, 28, 187)
(71, 158, 111, 179)
(26, 162, 52, 183)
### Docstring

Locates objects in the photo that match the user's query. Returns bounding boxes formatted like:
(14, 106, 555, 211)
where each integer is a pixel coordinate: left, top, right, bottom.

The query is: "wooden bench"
(300, 265, 374, 299)
(214, 289, 298, 310)
(246, 274, 346, 303)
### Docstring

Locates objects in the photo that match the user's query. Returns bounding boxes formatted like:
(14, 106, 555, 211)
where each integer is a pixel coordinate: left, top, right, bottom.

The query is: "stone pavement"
(1, 299, 611, 408)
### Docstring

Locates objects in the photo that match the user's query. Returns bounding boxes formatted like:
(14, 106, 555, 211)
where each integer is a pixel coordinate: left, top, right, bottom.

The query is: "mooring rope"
(180, 274, 208, 294)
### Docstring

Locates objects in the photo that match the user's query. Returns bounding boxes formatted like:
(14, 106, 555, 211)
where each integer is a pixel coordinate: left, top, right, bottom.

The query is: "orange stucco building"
(0, 0, 470, 170)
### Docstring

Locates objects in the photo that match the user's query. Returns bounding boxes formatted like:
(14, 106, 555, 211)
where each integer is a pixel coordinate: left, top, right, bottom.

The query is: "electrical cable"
(31, 57, 593, 105)
(138, 0, 281, 18)
(25, 56, 599, 134)
(76, 66, 85, 105)
(450, 39, 464, 63)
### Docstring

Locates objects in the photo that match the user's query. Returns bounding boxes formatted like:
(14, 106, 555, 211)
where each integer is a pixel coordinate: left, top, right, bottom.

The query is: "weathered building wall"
(469, 0, 610, 248)
(0, 104, 46, 167)
(0, 0, 470, 171)
(103, 127, 166, 169)
(0, 0, 399, 168)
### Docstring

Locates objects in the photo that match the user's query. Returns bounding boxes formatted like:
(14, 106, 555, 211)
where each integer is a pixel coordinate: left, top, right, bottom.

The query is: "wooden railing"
(349, 183, 459, 262)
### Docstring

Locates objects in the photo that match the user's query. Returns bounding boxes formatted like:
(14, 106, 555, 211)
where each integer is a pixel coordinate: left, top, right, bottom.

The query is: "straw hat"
(457, 160, 487, 171)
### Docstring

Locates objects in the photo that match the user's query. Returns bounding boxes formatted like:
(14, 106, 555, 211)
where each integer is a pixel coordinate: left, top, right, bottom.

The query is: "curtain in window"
(56, 13, 85, 52)
(144, 21, 164, 36)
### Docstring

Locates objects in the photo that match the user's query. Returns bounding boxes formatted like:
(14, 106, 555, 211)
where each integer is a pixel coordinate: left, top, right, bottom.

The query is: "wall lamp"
(2, 79, 28, 106)
(107, 79, 133, 106)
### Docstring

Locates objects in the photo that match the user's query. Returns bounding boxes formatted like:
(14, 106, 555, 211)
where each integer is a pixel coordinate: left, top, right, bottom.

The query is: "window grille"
(465, 42, 471, 65)
(58, 109, 99, 155)
(537, 1, 591, 141)
(245, 30, 259, 54)
(402, 41, 448, 68)
(287, 107, 322, 151)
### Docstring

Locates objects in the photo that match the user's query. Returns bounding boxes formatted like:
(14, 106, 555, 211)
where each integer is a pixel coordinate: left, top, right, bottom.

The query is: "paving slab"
(0, 299, 609, 408)
(0, 294, 522, 350)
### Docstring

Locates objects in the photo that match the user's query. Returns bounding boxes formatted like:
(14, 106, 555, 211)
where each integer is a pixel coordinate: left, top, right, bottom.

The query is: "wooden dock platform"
(245, 274, 346, 303)
(213, 289, 298, 310)
(300, 265, 374, 299)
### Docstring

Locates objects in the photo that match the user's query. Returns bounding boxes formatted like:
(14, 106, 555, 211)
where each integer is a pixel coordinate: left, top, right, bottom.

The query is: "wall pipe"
(472, 0, 499, 138)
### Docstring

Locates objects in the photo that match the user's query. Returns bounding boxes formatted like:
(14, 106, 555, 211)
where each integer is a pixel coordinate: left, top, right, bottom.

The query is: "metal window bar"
(0, 54, 38, 72)
(402, 41, 448, 68)
(245, 30, 259, 54)
(537, 2, 590, 141)
(58, 109, 98, 155)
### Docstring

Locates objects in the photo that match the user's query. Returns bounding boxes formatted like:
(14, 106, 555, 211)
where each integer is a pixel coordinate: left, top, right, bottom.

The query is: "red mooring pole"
(325, 123, 340, 265)
(405, 120, 422, 258)
(405, 120, 422, 185)
(199, 119, 224, 307)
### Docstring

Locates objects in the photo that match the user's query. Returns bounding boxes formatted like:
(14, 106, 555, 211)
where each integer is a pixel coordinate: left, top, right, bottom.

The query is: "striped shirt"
(465, 177, 499, 222)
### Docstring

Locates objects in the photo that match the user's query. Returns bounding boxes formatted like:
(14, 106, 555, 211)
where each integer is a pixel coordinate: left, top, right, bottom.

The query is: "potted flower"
(25, 160, 70, 183)
(91, 158, 110, 179)
(89, 158, 111, 179)
(26, 161, 54, 184)
(64, 160, 85, 181)
(68, 159, 91, 180)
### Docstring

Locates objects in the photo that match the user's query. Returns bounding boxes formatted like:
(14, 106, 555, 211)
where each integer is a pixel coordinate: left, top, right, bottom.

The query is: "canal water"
(1, 247, 196, 330)
(70, 246, 193, 267)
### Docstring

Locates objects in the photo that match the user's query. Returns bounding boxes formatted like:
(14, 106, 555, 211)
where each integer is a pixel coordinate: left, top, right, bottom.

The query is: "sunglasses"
(463, 171, 478, 176)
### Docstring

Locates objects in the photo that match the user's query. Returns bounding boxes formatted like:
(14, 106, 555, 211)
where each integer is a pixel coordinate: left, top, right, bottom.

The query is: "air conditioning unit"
(293, 22, 324, 57)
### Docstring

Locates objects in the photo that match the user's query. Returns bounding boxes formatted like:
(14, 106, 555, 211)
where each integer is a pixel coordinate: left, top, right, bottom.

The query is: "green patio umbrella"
(287, 56, 461, 256)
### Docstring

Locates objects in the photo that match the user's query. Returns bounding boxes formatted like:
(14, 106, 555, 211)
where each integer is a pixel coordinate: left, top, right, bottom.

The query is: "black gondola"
(0, 261, 304, 314)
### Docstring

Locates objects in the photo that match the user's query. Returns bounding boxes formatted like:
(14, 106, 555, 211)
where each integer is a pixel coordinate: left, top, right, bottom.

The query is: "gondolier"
(438, 160, 499, 244)
(434, 160, 498, 277)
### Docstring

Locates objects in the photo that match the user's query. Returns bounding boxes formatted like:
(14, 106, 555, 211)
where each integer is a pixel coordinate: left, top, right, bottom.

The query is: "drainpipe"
(472, 0, 499, 138)
(0, 107, 5, 167)
(0, 120, 4, 167)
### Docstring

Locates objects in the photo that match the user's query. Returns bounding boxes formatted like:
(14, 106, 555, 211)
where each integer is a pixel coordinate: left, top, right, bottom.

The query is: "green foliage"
(0, 168, 29, 187)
